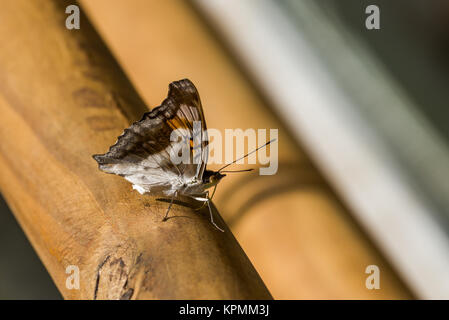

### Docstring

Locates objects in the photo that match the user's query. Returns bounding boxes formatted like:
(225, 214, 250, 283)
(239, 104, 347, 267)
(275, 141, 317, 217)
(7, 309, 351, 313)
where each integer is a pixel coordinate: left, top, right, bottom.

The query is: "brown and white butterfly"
(93, 79, 271, 231)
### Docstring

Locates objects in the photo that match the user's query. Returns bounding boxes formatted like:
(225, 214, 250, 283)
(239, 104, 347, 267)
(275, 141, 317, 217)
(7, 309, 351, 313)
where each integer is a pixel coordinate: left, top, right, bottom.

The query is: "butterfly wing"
(92, 79, 208, 195)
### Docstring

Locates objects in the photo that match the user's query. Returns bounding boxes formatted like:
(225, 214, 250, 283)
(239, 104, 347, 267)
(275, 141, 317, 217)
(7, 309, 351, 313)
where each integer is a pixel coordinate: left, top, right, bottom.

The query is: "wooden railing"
(0, 0, 272, 300)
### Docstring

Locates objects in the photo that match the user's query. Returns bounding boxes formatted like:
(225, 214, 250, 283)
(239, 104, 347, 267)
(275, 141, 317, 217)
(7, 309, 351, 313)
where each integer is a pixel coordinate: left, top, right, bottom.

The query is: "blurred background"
(1, 0, 449, 299)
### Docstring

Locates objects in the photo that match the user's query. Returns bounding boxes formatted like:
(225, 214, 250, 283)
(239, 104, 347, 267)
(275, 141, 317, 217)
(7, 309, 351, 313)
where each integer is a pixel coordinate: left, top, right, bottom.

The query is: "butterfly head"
(202, 170, 226, 188)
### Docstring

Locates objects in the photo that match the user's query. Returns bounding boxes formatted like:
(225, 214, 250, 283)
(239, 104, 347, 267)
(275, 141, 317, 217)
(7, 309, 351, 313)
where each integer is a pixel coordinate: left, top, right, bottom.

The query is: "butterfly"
(93, 79, 272, 231)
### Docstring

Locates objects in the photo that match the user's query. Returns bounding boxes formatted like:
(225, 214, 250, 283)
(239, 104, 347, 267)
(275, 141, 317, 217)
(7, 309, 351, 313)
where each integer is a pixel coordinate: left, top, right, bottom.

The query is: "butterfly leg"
(162, 191, 177, 221)
(194, 184, 217, 211)
(191, 192, 224, 232)
(209, 184, 218, 202)
(205, 196, 225, 232)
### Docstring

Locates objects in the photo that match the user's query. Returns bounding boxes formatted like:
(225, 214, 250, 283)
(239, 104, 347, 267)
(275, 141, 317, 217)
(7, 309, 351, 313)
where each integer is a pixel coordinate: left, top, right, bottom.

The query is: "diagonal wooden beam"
(0, 0, 272, 300)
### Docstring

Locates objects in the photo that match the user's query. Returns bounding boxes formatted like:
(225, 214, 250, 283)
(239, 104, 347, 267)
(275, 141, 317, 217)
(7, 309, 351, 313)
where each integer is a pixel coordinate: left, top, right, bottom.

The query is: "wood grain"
(0, 0, 272, 300)
(80, 0, 414, 299)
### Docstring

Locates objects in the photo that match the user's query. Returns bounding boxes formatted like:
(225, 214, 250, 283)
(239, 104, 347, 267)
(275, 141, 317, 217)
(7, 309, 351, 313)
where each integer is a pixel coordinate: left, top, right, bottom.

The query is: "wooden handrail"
(79, 0, 414, 299)
(0, 0, 272, 300)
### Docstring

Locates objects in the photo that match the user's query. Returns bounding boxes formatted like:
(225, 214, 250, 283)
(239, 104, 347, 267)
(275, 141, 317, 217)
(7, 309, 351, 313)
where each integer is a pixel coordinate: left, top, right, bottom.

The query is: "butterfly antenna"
(218, 138, 276, 172)
(220, 169, 254, 173)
